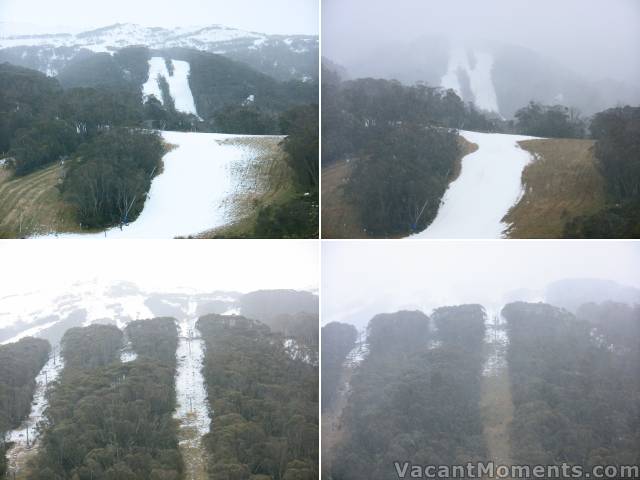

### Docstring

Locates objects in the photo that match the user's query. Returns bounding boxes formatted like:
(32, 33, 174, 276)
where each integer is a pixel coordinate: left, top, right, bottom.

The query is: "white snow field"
(411, 130, 537, 239)
(5, 351, 64, 475)
(174, 315, 211, 439)
(142, 57, 198, 116)
(441, 46, 499, 113)
(46, 131, 280, 239)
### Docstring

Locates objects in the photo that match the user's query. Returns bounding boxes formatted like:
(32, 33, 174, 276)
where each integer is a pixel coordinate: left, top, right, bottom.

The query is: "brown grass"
(0, 163, 80, 238)
(195, 136, 291, 238)
(320, 134, 477, 238)
(503, 138, 606, 238)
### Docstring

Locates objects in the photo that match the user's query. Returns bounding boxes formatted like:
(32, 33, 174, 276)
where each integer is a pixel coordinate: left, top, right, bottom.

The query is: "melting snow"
(41, 131, 283, 239)
(5, 350, 64, 457)
(411, 130, 538, 239)
(174, 317, 211, 438)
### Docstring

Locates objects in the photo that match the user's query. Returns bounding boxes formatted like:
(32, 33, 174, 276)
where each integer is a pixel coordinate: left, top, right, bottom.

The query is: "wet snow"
(174, 316, 211, 439)
(411, 130, 538, 239)
(43, 131, 280, 239)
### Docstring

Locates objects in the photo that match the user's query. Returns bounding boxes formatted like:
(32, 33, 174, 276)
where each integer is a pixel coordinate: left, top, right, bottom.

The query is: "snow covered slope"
(411, 130, 537, 239)
(45, 131, 283, 239)
(142, 57, 198, 116)
(0, 23, 318, 81)
(5, 351, 64, 476)
(441, 46, 499, 113)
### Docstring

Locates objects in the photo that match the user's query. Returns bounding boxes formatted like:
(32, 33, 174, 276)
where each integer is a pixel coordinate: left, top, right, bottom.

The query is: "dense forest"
(321, 66, 493, 236)
(197, 314, 318, 479)
(503, 301, 640, 468)
(28, 320, 183, 479)
(325, 299, 640, 479)
(0, 337, 50, 476)
(564, 106, 640, 237)
(328, 307, 487, 479)
(320, 322, 357, 412)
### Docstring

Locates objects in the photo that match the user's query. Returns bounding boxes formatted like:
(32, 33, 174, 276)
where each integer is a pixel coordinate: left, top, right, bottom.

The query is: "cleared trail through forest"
(43, 131, 283, 239)
(480, 307, 514, 474)
(173, 308, 211, 480)
(412, 131, 537, 239)
(5, 348, 64, 479)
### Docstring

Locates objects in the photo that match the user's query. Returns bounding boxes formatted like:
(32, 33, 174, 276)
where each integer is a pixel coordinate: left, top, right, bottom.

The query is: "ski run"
(412, 130, 538, 239)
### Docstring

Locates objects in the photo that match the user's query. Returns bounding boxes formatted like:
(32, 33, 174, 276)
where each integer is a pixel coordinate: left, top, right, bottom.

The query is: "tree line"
(28, 321, 183, 479)
(321, 322, 357, 412)
(197, 314, 318, 479)
(503, 301, 639, 468)
(328, 307, 487, 479)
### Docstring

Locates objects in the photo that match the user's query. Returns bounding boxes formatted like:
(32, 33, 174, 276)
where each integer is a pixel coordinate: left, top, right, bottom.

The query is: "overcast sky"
(0, 0, 318, 35)
(322, 241, 640, 329)
(323, 0, 640, 83)
(0, 240, 318, 296)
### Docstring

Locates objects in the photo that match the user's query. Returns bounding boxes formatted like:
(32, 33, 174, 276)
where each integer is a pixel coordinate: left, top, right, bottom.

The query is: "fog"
(0, 0, 318, 35)
(323, 0, 640, 84)
(0, 240, 319, 299)
(321, 241, 640, 330)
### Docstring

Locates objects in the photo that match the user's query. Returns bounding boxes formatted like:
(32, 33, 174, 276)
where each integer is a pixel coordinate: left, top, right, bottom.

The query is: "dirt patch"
(502, 138, 606, 238)
(0, 163, 80, 238)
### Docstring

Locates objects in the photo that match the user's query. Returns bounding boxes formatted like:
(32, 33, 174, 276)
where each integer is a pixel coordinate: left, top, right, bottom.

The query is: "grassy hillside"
(503, 138, 606, 238)
(0, 163, 79, 238)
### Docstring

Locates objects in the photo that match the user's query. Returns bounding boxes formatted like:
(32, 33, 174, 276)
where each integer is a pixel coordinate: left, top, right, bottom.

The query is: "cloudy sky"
(0, 240, 319, 296)
(322, 241, 640, 329)
(323, 0, 640, 83)
(0, 0, 318, 35)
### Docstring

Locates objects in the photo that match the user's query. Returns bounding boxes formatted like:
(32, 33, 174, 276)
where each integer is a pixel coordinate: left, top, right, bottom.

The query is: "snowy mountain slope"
(0, 23, 318, 81)
(411, 130, 538, 239)
(142, 57, 198, 115)
(441, 46, 499, 113)
(0, 281, 242, 345)
(43, 131, 283, 239)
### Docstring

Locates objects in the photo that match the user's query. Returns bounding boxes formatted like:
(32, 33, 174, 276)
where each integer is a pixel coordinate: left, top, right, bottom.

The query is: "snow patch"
(174, 317, 211, 439)
(142, 57, 198, 116)
(411, 130, 538, 239)
(441, 47, 499, 113)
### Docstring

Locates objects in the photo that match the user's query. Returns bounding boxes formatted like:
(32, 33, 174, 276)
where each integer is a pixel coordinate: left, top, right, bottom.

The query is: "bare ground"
(503, 138, 606, 238)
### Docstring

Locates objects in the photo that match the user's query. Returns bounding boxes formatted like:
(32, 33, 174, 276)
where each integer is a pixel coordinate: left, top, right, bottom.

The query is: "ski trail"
(120, 334, 138, 363)
(174, 306, 211, 480)
(43, 131, 282, 239)
(5, 348, 64, 477)
(480, 305, 514, 468)
(142, 57, 199, 116)
(411, 130, 537, 239)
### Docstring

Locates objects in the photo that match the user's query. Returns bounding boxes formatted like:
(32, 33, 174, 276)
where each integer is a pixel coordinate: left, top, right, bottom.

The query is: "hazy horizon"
(0, 240, 319, 301)
(322, 241, 640, 330)
(323, 0, 640, 85)
(0, 0, 319, 36)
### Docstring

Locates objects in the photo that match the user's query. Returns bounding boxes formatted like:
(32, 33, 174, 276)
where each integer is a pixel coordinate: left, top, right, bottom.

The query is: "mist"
(0, 239, 319, 300)
(321, 241, 640, 330)
(323, 0, 640, 85)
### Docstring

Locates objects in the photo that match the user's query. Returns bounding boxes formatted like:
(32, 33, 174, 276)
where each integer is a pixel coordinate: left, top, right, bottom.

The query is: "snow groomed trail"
(142, 57, 199, 116)
(47, 131, 280, 239)
(411, 130, 537, 239)
(174, 309, 211, 479)
(5, 349, 64, 477)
